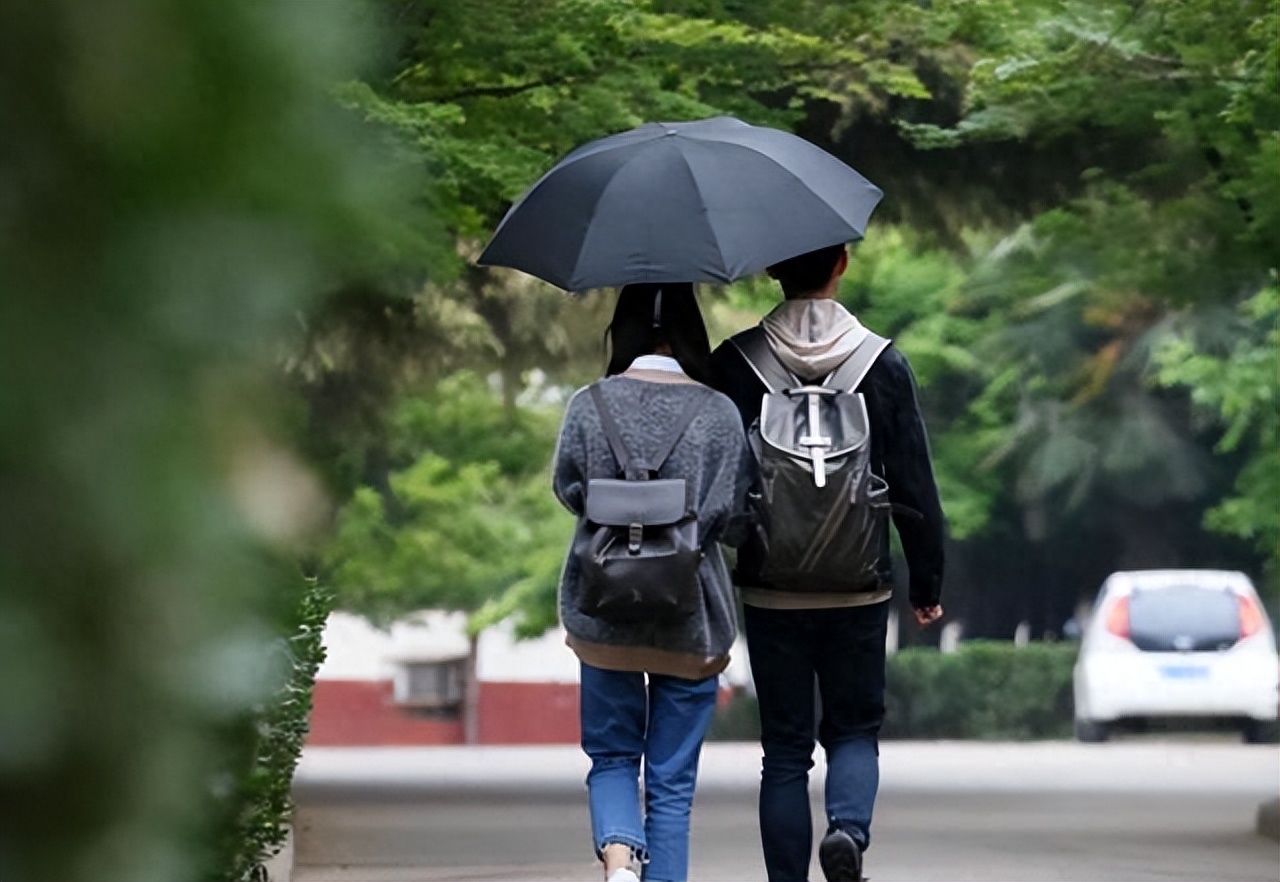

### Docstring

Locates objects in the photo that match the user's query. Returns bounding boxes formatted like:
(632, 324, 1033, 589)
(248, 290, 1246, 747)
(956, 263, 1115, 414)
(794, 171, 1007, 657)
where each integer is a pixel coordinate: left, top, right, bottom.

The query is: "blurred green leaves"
(324, 373, 571, 636)
(1155, 285, 1280, 561)
(0, 0, 395, 879)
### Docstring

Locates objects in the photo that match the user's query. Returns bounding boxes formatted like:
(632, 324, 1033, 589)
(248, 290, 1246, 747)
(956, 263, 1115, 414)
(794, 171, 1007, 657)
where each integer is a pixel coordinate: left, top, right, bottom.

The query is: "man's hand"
(912, 604, 943, 627)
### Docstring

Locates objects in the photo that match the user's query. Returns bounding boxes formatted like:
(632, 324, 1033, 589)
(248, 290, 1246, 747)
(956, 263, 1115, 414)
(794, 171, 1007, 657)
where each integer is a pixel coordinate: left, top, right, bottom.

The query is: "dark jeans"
(743, 601, 889, 882)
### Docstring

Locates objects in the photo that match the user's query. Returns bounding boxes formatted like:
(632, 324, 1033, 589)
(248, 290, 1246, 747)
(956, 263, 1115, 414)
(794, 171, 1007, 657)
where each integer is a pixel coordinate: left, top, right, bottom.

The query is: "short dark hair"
(605, 283, 711, 385)
(767, 243, 846, 298)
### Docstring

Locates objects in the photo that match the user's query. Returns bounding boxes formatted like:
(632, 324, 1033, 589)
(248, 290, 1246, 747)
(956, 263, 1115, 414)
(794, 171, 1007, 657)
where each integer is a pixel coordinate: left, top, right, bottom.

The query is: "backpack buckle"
(628, 522, 643, 554)
(798, 391, 832, 487)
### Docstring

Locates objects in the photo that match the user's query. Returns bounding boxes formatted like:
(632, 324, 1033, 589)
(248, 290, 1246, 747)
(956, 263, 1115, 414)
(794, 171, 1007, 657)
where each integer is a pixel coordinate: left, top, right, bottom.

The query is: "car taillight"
(1238, 594, 1264, 638)
(1106, 596, 1131, 639)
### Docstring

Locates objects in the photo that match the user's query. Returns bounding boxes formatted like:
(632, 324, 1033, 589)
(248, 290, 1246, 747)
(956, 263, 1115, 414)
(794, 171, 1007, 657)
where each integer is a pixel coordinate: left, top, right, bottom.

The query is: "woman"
(553, 283, 753, 882)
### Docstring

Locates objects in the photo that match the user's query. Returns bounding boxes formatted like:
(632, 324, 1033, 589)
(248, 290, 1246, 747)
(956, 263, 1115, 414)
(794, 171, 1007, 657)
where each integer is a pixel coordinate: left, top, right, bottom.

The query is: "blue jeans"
(743, 601, 889, 882)
(579, 662, 719, 882)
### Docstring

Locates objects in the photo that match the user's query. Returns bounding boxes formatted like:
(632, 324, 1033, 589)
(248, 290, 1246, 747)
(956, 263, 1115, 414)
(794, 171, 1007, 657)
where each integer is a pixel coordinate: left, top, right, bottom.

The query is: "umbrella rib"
(673, 146, 732, 283)
(565, 167, 619, 292)
(726, 142, 870, 263)
(678, 140, 868, 278)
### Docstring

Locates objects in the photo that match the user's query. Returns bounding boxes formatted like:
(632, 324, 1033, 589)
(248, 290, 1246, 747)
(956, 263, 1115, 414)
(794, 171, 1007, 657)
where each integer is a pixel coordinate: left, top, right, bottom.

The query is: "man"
(710, 243, 945, 882)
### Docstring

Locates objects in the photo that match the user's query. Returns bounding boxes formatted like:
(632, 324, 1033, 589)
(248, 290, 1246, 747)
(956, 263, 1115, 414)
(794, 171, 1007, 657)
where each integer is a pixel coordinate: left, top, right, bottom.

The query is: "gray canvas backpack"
(730, 326, 893, 594)
(573, 383, 709, 624)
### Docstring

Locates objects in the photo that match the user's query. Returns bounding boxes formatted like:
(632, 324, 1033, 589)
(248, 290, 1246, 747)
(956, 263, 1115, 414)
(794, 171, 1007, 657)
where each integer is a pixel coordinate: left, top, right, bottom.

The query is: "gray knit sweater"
(553, 373, 753, 679)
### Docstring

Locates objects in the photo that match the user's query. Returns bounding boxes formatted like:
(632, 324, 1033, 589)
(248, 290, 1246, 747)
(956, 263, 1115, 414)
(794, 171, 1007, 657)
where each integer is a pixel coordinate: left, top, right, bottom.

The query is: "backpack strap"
(647, 389, 710, 473)
(728, 326, 798, 393)
(825, 332, 892, 392)
(588, 383, 708, 481)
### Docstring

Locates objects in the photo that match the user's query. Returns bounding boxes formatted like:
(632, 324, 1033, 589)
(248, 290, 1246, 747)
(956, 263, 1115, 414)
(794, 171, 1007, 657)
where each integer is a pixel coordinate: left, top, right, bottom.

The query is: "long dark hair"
(605, 283, 712, 385)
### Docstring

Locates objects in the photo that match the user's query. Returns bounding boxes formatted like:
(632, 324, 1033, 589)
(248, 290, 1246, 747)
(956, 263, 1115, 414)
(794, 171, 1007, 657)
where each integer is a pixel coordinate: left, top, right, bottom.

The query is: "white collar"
(628, 354, 685, 374)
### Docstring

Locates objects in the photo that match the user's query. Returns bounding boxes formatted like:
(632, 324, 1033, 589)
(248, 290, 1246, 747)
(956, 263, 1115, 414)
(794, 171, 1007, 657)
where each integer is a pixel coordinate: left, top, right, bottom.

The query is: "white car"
(1073, 569, 1279, 743)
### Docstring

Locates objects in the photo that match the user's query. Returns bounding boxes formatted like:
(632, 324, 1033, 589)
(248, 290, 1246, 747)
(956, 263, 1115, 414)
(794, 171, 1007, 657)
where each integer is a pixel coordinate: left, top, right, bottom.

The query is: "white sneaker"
(605, 869, 641, 882)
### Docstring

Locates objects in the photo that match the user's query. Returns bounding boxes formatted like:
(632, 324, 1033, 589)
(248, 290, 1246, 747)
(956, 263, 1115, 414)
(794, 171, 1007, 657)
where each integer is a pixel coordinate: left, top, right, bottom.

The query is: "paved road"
(292, 741, 1278, 882)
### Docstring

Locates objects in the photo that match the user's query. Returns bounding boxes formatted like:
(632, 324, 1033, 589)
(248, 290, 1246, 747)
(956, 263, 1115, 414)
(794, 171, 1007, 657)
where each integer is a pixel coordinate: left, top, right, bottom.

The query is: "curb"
(263, 825, 294, 882)
(1257, 798, 1279, 842)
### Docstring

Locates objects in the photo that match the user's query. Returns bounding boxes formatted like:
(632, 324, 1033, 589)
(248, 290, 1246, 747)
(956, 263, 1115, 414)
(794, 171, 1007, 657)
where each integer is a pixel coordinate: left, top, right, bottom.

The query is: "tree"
(324, 373, 570, 634)
(321, 373, 572, 741)
(890, 0, 1279, 632)
(1156, 285, 1280, 598)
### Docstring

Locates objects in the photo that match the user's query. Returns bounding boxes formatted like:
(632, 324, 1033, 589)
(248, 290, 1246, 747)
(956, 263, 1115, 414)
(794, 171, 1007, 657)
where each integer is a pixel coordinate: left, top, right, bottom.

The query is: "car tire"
(1074, 719, 1110, 743)
(1243, 719, 1280, 744)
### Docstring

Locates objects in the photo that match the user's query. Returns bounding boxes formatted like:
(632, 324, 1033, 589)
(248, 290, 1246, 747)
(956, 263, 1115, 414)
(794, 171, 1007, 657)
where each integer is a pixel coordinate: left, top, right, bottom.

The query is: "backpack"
(573, 383, 708, 625)
(730, 326, 892, 594)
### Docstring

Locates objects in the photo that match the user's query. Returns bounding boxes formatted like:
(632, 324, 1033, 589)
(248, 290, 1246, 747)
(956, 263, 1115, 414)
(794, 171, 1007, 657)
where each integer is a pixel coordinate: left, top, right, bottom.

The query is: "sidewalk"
(290, 741, 1279, 882)
(295, 739, 1275, 796)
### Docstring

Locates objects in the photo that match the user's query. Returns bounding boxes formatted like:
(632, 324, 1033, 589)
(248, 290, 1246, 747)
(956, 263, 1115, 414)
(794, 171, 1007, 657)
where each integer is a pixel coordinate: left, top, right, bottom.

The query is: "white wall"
(316, 610, 470, 681)
(476, 620, 579, 683)
(318, 609, 755, 689)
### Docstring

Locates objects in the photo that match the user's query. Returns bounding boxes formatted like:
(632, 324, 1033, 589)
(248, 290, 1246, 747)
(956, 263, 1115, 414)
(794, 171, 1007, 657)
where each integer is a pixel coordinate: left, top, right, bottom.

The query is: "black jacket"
(709, 335, 945, 608)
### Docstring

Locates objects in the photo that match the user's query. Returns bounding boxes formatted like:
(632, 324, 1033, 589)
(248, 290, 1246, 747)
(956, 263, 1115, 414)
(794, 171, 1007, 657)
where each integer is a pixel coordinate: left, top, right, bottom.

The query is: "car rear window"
(1128, 586, 1241, 652)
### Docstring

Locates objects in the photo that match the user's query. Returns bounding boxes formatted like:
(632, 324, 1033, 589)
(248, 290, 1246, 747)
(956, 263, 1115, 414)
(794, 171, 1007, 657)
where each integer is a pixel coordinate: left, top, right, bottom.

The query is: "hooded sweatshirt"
(710, 299, 945, 610)
(761, 298, 869, 378)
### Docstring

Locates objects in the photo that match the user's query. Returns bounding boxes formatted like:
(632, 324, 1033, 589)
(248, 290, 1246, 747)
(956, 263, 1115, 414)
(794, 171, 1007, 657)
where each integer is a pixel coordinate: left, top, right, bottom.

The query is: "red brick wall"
(477, 681, 580, 744)
(308, 679, 464, 746)
(310, 679, 741, 746)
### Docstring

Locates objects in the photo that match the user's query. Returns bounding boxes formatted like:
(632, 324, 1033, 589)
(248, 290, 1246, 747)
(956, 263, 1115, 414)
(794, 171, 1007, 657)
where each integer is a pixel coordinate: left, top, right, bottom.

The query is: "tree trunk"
(463, 631, 480, 745)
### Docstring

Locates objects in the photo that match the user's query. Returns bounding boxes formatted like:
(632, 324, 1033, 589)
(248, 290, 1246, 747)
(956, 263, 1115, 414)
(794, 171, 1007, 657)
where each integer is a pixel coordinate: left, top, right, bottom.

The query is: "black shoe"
(818, 828, 864, 882)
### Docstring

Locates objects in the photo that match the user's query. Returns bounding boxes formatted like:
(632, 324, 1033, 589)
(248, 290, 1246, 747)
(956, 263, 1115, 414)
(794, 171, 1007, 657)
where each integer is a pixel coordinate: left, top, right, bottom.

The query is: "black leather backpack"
(574, 383, 708, 625)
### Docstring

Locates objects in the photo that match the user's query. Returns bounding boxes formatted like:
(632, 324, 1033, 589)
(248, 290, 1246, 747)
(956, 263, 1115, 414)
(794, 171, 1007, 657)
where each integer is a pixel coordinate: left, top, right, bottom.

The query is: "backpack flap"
(585, 478, 687, 527)
(758, 388, 871, 487)
(577, 478, 700, 623)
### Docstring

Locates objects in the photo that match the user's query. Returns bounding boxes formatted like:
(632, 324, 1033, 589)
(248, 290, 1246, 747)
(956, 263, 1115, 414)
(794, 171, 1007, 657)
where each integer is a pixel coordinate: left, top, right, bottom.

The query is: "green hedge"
(709, 640, 1078, 741)
(883, 641, 1077, 740)
(208, 579, 332, 882)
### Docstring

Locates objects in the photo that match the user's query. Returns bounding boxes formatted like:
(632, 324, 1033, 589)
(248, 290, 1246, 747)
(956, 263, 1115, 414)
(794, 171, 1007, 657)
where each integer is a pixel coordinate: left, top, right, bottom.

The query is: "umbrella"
(476, 116, 883, 291)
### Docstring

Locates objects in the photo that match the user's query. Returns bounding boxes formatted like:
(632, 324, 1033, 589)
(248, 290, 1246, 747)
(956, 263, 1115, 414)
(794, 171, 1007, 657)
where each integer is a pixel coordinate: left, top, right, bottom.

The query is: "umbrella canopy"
(477, 116, 883, 291)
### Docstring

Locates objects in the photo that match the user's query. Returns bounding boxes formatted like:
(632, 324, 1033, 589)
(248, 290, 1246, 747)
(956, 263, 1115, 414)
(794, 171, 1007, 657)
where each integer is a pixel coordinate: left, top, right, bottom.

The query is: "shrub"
(707, 640, 1077, 742)
(884, 641, 1076, 740)
(707, 688, 762, 742)
(208, 579, 333, 882)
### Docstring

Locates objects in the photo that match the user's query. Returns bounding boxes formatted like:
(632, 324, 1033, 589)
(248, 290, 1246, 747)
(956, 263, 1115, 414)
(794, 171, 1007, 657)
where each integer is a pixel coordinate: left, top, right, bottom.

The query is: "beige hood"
(760, 299, 869, 378)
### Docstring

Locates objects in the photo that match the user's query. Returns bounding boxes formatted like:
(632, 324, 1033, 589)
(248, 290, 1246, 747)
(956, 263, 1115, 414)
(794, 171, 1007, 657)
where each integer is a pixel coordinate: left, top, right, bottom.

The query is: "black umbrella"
(477, 116, 883, 291)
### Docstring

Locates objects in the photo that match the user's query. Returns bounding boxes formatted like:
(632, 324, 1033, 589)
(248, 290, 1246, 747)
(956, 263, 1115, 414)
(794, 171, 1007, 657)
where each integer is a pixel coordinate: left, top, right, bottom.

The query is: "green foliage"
(0, 1, 385, 879)
(841, 229, 1000, 539)
(1155, 285, 1280, 589)
(324, 373, 571, 634)
(888, 0, 1279, 594)
(212, 580, 332, 882)
(352, 0, 817, 241)
(706, 688, 762, 742)
(709, 641, 1078, 741)
(884, 641, 1077, 740)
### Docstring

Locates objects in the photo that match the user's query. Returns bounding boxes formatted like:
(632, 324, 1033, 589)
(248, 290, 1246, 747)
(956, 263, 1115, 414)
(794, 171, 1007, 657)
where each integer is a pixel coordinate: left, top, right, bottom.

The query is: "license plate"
(1160, 665, 1209, 679)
